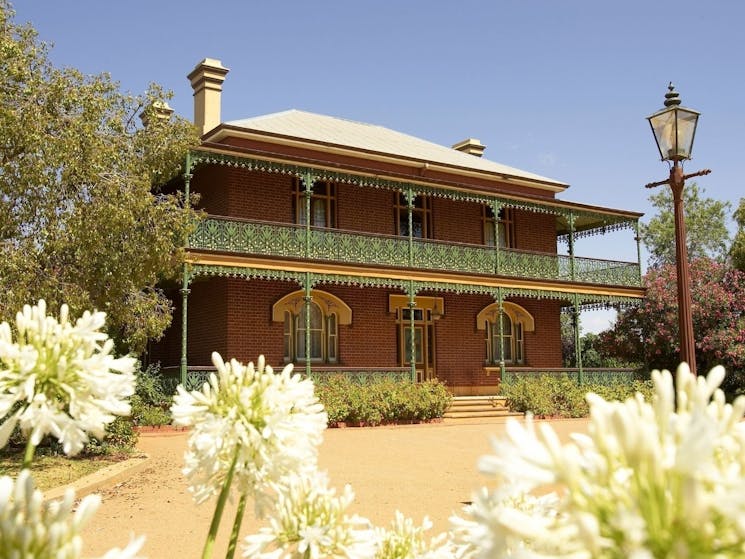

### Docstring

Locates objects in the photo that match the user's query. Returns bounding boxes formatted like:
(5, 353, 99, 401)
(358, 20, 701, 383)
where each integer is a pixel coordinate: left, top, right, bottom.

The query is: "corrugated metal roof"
(222, 110, 568, 188)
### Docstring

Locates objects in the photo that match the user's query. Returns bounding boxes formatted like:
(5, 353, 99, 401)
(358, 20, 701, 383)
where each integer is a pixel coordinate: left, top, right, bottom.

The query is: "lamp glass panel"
(649, 109, 677, 161)
(675, 109, 699, 159)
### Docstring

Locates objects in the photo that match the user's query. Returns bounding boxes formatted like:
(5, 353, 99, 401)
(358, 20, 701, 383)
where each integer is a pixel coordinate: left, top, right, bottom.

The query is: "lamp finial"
(664, 82, 681, 108)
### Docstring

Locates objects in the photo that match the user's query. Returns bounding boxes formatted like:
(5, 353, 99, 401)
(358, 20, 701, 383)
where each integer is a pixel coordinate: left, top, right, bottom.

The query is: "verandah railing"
(502, 367, 637, 386)
(160, 366, 415, 392)
(189, 216, 641, 287)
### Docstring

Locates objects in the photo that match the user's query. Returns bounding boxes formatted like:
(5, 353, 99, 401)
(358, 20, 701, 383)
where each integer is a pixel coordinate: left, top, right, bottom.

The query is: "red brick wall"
(337, 184, 395, 235)
(432, 198, 483, 244)
(191, 166, 293, 221)
(225, 278, 288, 366)
(187, 278, 229, 365)
(513, 210, 557, 253)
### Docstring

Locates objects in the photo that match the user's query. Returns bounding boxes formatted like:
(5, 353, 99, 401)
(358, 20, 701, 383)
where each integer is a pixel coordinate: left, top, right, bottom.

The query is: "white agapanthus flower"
(242, 471, 376, 559)
(171, 353, 328, 506)
(375, 510, 457, 559)
(0, 470, 145, 558)
(452, 364, 745, 558)
(0, 300, 137, 455)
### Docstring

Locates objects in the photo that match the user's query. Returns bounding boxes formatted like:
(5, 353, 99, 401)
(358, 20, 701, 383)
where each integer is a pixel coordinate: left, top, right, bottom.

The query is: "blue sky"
(14, 1, 744, 332)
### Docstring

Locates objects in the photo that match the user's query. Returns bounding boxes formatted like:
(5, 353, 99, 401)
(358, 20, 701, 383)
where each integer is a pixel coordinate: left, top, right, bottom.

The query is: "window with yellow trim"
(477, 302, 533, 366)
(273, 290, 351, 364)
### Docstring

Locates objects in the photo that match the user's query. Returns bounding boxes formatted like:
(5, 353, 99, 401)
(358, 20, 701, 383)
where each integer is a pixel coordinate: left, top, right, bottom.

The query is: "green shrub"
(314, 376, 452, 425)
(501, 375, 654, 418)
(83, 416, 138, 456)
(315, 375, 353, 424)
(130, 363, 173, 426)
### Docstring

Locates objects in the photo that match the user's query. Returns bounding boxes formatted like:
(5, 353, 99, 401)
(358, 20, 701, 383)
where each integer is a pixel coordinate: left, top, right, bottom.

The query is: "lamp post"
(645, 83, 711, 375)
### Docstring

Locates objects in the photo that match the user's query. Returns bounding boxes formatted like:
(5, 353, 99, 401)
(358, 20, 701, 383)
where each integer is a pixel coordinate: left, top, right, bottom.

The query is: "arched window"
(273, 290, 351, 364)
(477, 302, 534, 365)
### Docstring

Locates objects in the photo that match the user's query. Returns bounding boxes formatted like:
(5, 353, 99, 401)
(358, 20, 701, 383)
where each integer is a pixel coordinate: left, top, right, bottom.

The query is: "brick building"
(151, 59, 645, 395)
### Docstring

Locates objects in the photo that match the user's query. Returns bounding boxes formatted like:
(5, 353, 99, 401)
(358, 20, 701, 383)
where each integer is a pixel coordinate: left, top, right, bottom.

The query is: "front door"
(398, 307, 436, 382)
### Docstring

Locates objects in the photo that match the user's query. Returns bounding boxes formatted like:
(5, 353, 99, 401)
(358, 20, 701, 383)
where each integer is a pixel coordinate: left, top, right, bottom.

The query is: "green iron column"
(568, 211, 576, 281)
(635, 220, 643, 284)
(491, 200, 503, 275)
(304, 273, 312, 377)
(302, 172, 314, 258)
(180, 153, 193, 386)
(408, 280, 417, 382)
(497, 287, 506, 382)
(573, 293, 584, 385)
(406, 186, 414, 267)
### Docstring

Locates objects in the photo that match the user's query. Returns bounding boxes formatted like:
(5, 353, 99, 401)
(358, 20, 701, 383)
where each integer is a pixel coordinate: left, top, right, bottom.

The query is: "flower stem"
(226, 493, 247, 559)
(201, 449, 240, 559)
(22, 437, 36, 470)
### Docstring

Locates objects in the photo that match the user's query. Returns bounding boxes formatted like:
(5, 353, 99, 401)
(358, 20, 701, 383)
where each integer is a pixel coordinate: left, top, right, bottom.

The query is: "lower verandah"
(151, 277, 564, 395)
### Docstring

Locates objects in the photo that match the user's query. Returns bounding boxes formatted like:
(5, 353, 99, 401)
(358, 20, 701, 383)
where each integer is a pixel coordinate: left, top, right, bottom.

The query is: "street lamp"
(645, 83, 711, 375)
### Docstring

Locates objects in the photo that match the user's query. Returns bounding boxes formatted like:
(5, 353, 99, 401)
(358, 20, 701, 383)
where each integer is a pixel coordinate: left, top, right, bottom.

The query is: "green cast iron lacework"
(309, 228, 409, 267)
(189, 218, 642, 288)
(502, 369, 635, 386)
(308, 369, 415, 384)
(187, 150, 637, 228)
(189, 264, 306, 286)
(413, 240, 495, 275)
(161, 367, 215, 392)
(191, 219, 305, 258)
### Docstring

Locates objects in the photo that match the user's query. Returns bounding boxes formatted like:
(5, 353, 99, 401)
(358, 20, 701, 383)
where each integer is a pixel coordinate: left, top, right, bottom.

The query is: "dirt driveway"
(81, 418, 588, 558)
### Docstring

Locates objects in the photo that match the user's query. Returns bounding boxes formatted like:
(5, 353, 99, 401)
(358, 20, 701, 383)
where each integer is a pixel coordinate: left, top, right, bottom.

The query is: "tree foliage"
(640, 183, 731, 267)
(0, 2, 199, 352)
(601, 258, 745, 390)
(731, 198, 745, 272)
(561, 313, 637, 369)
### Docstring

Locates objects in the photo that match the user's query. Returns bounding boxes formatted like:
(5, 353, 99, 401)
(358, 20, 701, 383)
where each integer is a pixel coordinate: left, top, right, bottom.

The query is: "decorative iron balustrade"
(161, 366, 215, 393)
(307, 367, 415, 384)
(161, 365, 414, 388)
(502, 367, 636, 386)
(189, 217, 641, 288)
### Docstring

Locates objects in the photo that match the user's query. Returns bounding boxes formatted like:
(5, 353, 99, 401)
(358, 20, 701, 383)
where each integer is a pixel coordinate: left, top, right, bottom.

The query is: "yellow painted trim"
(271, 289, 352, 324)
(476, 302, 535, 332)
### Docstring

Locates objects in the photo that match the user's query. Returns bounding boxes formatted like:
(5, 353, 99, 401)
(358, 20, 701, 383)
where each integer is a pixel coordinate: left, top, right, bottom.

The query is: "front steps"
(444, 396, 521, 420)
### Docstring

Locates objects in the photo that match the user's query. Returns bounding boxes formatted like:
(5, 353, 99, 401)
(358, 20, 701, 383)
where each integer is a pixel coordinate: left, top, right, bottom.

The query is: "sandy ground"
(81, 418, 588, 558)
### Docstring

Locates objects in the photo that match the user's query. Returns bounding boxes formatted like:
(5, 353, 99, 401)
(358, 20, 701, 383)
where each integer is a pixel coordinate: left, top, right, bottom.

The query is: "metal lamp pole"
(646, 83, 711, 375)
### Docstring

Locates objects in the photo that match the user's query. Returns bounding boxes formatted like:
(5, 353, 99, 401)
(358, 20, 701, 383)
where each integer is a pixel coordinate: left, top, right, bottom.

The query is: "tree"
(640, 183, 731, 267)
(731, 198, 745, 272)
(0, 3, 199, 352)
(561, 313, 637, 369)
(601, 258, 745, 391)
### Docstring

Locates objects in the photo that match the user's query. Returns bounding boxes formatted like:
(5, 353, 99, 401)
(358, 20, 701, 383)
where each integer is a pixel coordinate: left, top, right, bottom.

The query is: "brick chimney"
(187, 58, 229, 136)
(452, 138, 486, 157)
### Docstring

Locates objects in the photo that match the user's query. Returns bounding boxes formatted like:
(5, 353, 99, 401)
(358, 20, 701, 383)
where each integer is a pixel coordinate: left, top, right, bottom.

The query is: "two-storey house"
(151, 59, 645, 395)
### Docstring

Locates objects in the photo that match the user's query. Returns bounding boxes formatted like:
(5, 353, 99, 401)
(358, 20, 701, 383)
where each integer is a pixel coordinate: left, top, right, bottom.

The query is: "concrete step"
(444, 396, 521, 419)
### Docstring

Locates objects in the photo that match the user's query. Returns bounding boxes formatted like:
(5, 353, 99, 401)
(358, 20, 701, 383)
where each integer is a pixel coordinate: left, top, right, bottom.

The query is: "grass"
(0, 452, 129, 491)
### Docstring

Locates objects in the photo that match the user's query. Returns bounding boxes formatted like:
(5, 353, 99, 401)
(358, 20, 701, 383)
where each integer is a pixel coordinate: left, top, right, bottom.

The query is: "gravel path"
(81, 418, 588, 558)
